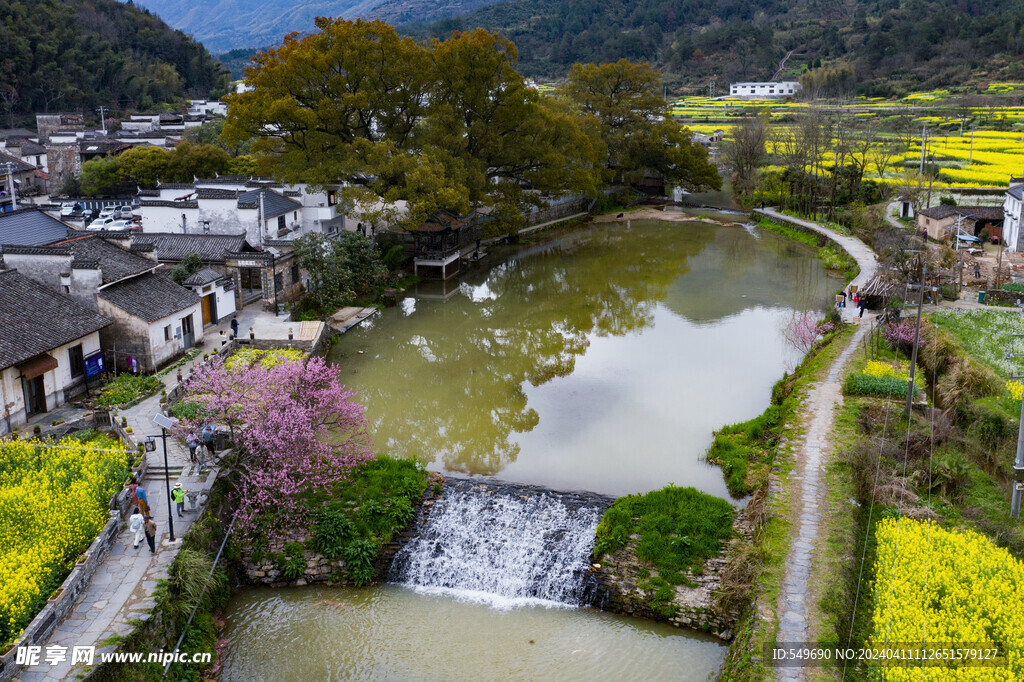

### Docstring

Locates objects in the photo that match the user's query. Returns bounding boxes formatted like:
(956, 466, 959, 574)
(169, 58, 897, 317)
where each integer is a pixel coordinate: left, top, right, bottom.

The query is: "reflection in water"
(328, 221, 843, 497)
(221, 584, 727, 682)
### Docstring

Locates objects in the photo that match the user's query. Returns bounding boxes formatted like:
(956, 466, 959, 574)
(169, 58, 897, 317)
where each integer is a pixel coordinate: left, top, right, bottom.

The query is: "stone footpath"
(755, 208, 879, 681)
(17, 336, 224, 682)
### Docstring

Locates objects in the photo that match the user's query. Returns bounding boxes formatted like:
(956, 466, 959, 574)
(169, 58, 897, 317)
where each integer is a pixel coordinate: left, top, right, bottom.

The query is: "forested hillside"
(409, 0, 1024, 94)
(0, 0, 228, 124)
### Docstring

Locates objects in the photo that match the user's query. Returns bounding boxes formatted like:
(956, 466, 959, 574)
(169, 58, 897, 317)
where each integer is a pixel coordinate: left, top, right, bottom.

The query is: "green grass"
(706, 406, 782, 497)
(756, 217, 859, 280)
(929, 309, 1024, 377)
(595, 485, 735, 584)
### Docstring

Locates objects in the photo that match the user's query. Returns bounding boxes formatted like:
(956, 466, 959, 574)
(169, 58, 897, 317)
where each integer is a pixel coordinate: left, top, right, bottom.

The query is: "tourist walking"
(129, 507, 145, 549)
(230, 316, 239, 338)
(171, 483, 187, 518)
(144, 515, 157, 554)
(131, 479, 149, 517)
(186, 432, 199, 464)
(202, 424, 216, 458)
(197, 443, 207, 474)
(858, 297, 867, 320)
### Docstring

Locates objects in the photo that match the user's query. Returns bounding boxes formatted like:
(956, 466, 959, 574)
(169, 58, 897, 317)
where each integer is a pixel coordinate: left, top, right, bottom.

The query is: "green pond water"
(221, 218, 844, 679)
(326, 219, 843, 498)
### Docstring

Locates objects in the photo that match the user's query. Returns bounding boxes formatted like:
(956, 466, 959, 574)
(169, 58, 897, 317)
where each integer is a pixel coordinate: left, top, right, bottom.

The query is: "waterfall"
(389, 479, 610, 609)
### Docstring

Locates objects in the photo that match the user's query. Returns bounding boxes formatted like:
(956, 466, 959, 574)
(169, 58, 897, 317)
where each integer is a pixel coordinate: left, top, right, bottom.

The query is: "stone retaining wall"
(592, 512, 752, 641)
(983, 289, 1023, 306)
(239, 473, 445, 587)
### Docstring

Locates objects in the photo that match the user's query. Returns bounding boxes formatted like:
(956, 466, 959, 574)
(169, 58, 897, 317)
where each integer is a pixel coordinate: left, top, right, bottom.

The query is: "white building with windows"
(1003, 178, 1024, 252)
(729, 81, 801, 98)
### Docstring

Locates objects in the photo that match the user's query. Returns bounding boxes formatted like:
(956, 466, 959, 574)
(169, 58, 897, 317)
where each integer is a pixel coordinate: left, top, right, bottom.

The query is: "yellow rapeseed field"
(869, 518, 1024, 680)
(0, 437, 129, 647)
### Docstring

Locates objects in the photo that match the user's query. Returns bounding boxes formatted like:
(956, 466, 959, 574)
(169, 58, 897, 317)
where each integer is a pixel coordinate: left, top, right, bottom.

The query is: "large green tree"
(292, 231, 387, 312)
(564, 59, 720, 191)
(223, 20, 600, 235)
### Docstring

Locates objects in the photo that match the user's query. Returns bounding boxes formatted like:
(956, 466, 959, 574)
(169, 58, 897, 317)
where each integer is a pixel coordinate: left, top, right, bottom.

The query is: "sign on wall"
(84, 351, 105, 379)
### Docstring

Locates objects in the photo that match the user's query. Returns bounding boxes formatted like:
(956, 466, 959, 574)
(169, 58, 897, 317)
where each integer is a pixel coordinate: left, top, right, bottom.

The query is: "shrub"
(1000, 282, 1024, 293)
(844, 373, 909, 398)
(312, 508, 354, 560)
(278, 542, 306, 580)
(343, 539, 378, 586)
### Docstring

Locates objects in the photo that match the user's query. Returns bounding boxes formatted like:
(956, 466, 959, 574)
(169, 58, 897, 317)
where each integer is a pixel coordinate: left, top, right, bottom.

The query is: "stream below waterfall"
(220, 217, 845, 679)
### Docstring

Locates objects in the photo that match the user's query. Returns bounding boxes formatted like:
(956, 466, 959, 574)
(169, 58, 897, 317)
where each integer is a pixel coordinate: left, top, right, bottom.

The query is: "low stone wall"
(0, 511, 121, 681)
(983, 288, 1023, 306)
(239, 472, 445, 587)
(591, 512, 752, 641)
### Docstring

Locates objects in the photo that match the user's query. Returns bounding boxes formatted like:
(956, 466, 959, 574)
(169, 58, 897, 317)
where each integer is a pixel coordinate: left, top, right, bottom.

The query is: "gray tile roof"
(0, 150, 35, 173)
(918, 205, 1004, 221)
(0, 208, 77, 249)
(98, 272, 200, 322)
(134, 232, 254, 263)
(1009, 185, 1023, 201)
(183, 267, 223, 286)
(237, 188, 301, 218)
(0, 269, 111, 370)
(51, 234, 156, 284)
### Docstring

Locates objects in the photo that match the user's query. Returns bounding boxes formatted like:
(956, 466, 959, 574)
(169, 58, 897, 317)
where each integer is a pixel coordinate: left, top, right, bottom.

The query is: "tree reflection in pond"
(328, 220, 843, 495)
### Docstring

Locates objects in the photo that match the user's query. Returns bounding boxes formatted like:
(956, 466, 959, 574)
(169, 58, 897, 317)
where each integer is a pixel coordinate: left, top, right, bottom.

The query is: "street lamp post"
(149, 414, 178, 541)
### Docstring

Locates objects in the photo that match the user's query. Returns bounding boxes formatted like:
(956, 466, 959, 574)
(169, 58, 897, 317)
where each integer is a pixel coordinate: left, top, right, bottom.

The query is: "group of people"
(185, 424, 217, 473)
(128, 480, 157, 553)
(837, 288, 868, 319)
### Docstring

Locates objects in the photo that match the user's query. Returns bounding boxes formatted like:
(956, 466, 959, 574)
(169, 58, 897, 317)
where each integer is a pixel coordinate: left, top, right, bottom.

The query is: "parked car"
(87, 218, 132, 231)
(97, 207, 118, 220)
(115, 206, 136, 220)
(60, 202, 82, 217)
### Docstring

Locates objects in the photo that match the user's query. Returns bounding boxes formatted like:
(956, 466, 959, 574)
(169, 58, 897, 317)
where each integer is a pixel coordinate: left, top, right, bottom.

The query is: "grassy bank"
(755, 216, 860, 282)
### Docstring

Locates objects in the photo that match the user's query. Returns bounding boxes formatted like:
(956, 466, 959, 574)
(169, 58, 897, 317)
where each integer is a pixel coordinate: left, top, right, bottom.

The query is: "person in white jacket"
(129, 507, 145, 549)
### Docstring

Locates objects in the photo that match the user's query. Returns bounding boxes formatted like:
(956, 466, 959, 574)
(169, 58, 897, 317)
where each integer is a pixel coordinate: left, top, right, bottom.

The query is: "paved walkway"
(19, 334, 225, 681)
(757, 208, 879, 681)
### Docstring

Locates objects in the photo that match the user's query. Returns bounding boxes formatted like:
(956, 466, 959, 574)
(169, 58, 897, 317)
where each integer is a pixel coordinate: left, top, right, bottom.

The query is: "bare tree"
(723, 115, 770, 197)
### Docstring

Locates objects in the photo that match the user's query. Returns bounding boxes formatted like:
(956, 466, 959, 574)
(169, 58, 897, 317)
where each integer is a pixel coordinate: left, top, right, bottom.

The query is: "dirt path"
(753, 208, 878, 681)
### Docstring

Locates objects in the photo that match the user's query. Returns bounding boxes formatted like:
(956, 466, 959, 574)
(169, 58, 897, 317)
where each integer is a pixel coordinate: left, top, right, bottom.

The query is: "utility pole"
(1006, 334, 1024, 518)
(96, 106, 108, 136)
(2, 162, 18, 210)
(905, 252, 926, 419)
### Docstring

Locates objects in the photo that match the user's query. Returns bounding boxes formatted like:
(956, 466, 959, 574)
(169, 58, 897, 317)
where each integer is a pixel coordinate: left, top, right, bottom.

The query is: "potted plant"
(249, 327, 255, 340)
(48, 587, 65, 603)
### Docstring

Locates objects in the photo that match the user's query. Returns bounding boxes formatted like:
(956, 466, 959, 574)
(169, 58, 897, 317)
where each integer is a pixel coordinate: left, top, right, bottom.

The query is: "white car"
(97, 207, 118, 220)
(60, 202, 79, 217)
(87, 217, 130, 231)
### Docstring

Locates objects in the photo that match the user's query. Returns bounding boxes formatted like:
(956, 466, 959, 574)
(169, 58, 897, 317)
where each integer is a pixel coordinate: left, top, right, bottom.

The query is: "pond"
(221, 218, 844, 679)
(326, 219, 843, 498)
(221, 585, 728, 682)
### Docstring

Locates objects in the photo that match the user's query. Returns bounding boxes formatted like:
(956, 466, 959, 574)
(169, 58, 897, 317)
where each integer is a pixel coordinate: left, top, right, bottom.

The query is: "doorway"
(23, 376, 46, 416)
(181, 313, 195, 348)
(201, 294, 217, 326)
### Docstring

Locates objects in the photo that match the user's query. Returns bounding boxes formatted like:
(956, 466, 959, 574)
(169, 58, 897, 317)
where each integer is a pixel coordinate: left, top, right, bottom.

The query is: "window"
(277, 215, 285, 231)
(274, 271, 283, 291)
(291, 264, 300, 284)
(63, 285, 70, 294)
(164, 325, 171, 341)
(69, 344, 84, 378)
(293, 211, 297, 221)
(328, 190, 338, 206)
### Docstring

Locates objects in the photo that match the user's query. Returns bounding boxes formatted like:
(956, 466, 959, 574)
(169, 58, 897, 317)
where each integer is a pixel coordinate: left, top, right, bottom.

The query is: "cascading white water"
(389, 482, 607, 609)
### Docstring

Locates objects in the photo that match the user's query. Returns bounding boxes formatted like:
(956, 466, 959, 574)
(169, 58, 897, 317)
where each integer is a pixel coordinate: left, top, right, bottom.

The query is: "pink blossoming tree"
(181, 355, 373, 540)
